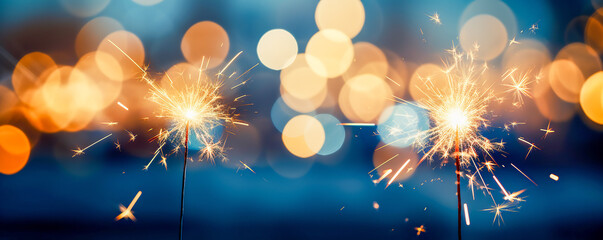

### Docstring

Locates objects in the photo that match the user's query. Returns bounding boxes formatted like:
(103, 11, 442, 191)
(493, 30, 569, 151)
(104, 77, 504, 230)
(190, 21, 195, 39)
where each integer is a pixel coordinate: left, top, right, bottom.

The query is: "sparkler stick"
(179, 122, 189, 240)
(455, 131, 462, 240)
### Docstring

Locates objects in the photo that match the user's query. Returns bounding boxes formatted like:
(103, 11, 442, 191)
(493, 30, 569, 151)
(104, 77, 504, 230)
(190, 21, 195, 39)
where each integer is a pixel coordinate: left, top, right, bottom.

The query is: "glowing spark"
(125, 130, 137, 142)
(503, 69, 532, 106)
(510, 163, 537, 186)
(368, 154, 398, 174)
(114, 140, 121, 151)
(518, 137, 540, 159)
(464, 203, 470, 225)
(101, 121, 118, 126)
(504, 189, 526, 202)
(483, 161, 497, 172)
(159, 156, 167, 170)
(144, 143, 164, 171)
(117, 101, 129, 111)
(492, 175, 510, 199)
(427, 12, 441, 24)
(239, 160, 255, 174)
(339, 123, 376, 127)
(115, 191, 142, 221)
(484, 203, 516, 225)
(508, 36, 520, 46)
(386, 159, 411, 188)
(373, 201, 380, 210)
(529, 23, 539, 34)
(385, 75, 401, 87)
(540, 121, 555, 139)
(550, 174, 559, 181)
(72, 133, 113, 157)
(373, 169, 392, 184)
(415, 225, 426, 236)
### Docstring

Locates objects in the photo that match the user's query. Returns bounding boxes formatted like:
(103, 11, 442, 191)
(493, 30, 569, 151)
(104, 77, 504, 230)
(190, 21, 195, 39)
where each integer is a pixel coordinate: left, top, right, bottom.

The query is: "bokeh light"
(0, 125, 30, 175)
(314, 0, 365, 38)
(282, 115, 325, 158)
(305, 29, 354, 78)
(459, 14, 508, 60)
(181, 21, 229, 69)
(257, 29, 298, 70)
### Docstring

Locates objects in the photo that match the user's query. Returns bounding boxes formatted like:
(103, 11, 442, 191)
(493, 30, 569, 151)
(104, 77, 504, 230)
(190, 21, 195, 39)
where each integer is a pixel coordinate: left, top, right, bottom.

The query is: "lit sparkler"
(108, 40, 249, 239)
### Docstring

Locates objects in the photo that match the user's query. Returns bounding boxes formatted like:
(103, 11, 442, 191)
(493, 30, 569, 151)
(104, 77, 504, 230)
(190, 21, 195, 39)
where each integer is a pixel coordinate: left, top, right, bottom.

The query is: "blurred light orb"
(0, 125, 30, 175)
(305, 29, 354, 78)
(97, 30, 145, 80)
(0, 86, 18, 116)
(533, 64, 576, 122)
(549, 59, 585, 103)
(459, 0, 517, 38)
(181, 21, 229, 69)
(339, 74, 392, 123)
(314, 114, 345, 156)
(12, 52, 58, 105)
(502, 39, 551, 72)
(586, 9, 603, 54)
(271, 97, 308, 132)
(257, 29, 298, 70)
(372, 143, 418, 183)
(75, 17, 124, 58)
(280, 84, 327, 113)
(460, 14, 508, 60)
(342, 42, 388, 81)
(282, 115, 325, 158)
(377, 104, 428, 148)
(580, 71, 603, 124)
(74, 51, 123, 109)
(61, 0, 110, 18)
(132, 0, 163, 6)
(409, 63, 447, 102)
(280, 53, 326, 100)
(555, 43, 602, 78)
(315, 0, 365, 38)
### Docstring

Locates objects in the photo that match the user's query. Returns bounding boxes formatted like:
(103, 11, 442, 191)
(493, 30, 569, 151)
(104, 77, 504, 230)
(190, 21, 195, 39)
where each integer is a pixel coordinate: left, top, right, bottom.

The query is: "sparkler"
(115, 191, 142, 221)
(108, 40, 248, 240)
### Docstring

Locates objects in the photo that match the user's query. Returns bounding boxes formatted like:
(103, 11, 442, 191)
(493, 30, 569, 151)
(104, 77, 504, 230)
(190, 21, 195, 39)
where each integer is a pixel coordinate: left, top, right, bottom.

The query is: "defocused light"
(372, 143, 417, 183)
(280, 53, 326, 100)
(257, 29, 298, 70)
(12, 52, 57, 105)
(586, 9, 603, 54)
(548, 59, 584, 103)
(315, 0, 365, 38)
(75, 17, 124, 58)
(315, 114, 345, 156)
(97, 30, 145, 80)
(282, 115, 325, 158)
(305, 29, 354, 78)
(377, 104, 428, 148)
(409, 63, 446, 102)
(342, 42, 388, 81)
(580, 71, 603, 124)
(271, 97, 308, 132)
(280, 83, 327, 113)
(339, 74, 392, 123)
(502, 39, 551, 72)
(181, 21, 229, 69)
(61, 0, 110, 18)
(132, 0, 163, 6)
(555, 43, 602, 78)
(0, 125, 30, 175)
(533, 64, 576, 122)
(460, 14, 508, 60)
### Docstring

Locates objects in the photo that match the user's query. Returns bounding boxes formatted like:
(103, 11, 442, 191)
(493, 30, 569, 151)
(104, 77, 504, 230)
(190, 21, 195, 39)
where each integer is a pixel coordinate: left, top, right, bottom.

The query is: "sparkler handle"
(455, 131, 462, 240)
(179, 122, 190, 240)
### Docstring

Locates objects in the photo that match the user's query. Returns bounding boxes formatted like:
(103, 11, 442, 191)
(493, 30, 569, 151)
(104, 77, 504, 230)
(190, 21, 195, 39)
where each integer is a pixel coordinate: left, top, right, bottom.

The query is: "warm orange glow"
(0, 125, 30, 175)
(181, 21, 229, 69)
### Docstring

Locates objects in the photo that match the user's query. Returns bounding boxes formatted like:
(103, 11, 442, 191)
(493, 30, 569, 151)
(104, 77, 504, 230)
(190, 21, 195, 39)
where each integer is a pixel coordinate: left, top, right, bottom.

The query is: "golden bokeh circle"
(282, 115, 325, 158)
(339, 74, 392, 123)
(305, 29, 354, 78)
(548, 59, 584, 103)
(257, 29, 298, 70)
(408, 63, 447, 102)
(181, 21, 230, 69)
(280, 53, 327, 100)
(580, 71, 603, 124)
(460, 14, 508, 60)
(97, 30, 145, 81)
(315, 0, 365, 38)
(0, 125, 30, 175)
(342, 42, 388, 81)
